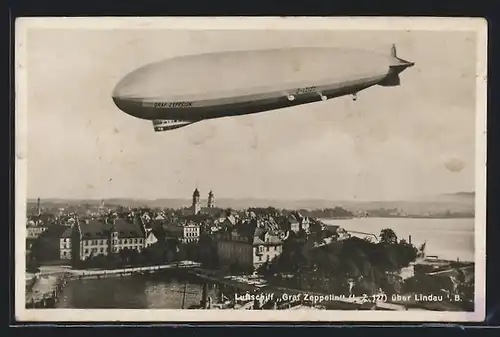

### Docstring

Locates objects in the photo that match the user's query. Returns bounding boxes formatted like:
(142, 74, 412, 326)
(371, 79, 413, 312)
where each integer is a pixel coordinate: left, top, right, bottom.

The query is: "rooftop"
(79, 218, 144, 240)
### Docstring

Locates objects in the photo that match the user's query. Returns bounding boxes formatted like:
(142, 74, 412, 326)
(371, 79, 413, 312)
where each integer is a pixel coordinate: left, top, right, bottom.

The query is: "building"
(216, 219, 284, 271)
(279, 212, 310, 234)
(183, 222, 201, 243)
(164, 221, 201, 244)
(60, 217, 154, 261)
(187, 188, 224, 216)
(280, 214, 300, 233)
(60, 227, 73, 260)
(25, 225, 68, 262)
(296, 212, 311, 234)
(26, 225, 48, 239)
(207, 190, 215, 208)
(144, 228, 159, 247)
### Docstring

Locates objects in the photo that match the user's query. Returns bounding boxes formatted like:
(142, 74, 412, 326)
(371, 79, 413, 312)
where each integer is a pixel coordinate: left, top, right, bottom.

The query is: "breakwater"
(66, 261, 201, 280)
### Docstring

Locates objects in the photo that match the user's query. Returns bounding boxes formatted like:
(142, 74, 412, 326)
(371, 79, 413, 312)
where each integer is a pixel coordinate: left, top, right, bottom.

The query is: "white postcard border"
(14, 16, 488, 322)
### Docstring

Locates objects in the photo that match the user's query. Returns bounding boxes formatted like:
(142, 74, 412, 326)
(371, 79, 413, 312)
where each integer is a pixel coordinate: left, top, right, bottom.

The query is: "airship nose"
(112, 94, 155, 120)
(112, 95, 136, 116)
(112, 96, 126, 112)
(112, 72, 153, 119)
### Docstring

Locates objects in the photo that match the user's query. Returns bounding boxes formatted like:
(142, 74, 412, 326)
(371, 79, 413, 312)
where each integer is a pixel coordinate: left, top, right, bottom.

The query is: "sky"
(23, 28, 478, 201)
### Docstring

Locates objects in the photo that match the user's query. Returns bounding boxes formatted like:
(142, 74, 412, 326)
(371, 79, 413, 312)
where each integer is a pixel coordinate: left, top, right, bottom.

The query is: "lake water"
(56, 273, 216, 309)
(321, 217, 475, 262)
(55, 217, 475, 309)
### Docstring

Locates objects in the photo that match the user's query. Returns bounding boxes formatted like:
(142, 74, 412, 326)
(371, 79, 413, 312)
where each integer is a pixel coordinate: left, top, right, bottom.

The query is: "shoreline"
(320, 216, 474, 220)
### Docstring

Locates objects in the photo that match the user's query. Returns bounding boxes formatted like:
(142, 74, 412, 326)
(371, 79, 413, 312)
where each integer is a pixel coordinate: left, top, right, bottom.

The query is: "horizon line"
(26, 191, 475, 203)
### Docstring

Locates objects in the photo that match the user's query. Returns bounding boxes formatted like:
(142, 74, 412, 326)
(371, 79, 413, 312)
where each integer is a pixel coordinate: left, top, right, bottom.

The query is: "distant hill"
(436, 191, 475, 202)
(27, 192, 475, 216)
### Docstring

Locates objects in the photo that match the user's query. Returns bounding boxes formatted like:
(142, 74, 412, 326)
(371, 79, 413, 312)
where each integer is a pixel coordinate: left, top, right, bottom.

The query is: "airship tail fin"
(389, 44, 415, 70)
(390, 44, 397, 58)
(380, 44, 414, 87)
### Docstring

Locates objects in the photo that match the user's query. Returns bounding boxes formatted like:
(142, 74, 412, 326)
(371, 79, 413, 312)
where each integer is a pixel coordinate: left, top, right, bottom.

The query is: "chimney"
(408, 235, 412, 245)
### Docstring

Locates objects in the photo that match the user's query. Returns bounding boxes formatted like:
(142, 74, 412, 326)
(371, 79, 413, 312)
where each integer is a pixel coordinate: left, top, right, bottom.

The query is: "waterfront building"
(216, 219, 284, 271)
(60, 227, 73, 260)
(59, 217, 155, 261)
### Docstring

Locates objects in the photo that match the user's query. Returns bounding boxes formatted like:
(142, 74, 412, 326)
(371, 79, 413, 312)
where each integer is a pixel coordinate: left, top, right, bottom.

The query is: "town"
(25, 189, 475, 311)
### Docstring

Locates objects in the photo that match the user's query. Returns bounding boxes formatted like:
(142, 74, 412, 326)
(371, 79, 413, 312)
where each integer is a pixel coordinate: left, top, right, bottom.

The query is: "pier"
(66, 261, 201, 280)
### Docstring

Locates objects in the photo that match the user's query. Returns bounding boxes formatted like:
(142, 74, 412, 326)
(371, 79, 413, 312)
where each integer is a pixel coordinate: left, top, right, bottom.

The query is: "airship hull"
(113, 72, 386, 121)
(112, 46, 414, 131)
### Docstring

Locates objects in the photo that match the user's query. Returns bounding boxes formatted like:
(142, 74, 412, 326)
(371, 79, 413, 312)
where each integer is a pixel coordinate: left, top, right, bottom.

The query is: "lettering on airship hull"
(295, 86, 317, 95)
(153, 102, 193, 108)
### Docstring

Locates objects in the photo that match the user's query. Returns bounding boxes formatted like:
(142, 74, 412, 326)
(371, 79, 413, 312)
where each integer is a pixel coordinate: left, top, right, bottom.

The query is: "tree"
(379, 228, 398, 245)
(394, 241, 418, 269)
(343, 259, 361, 279)
(380, 273, 403, 297)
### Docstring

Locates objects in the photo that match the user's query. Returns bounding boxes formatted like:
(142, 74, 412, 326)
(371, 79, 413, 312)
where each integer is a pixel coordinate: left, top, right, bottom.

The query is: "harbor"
(34, 253, 474, 311)
(25, 261, 201, 308)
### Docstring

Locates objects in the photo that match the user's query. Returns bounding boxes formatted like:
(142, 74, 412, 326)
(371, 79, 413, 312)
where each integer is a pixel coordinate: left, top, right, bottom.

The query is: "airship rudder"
(379, 44, 415, 87)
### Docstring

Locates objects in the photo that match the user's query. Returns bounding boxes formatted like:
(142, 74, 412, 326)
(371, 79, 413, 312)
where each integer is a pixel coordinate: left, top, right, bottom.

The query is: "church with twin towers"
(191, 188, 216, 215)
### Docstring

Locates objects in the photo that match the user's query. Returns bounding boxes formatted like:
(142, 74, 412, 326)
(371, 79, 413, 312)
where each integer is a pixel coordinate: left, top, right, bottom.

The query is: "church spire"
(192, 188, 201, 215)
(36, 197, 41, 216)
(208, 190, 215, 208)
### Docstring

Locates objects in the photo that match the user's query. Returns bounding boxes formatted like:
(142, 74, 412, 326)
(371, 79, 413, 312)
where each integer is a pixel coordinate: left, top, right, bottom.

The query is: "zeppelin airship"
(112, 44, 414, 132)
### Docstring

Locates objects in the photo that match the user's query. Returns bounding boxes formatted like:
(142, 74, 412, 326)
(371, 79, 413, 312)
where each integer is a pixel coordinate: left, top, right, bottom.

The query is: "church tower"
(192, 188, 201, 215)
(36, 197, 41, 216)
(207, 190, 215, 208)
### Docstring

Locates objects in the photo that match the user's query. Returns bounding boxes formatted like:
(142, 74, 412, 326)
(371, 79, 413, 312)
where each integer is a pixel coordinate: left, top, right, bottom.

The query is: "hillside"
(27, 192, 475, 216)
